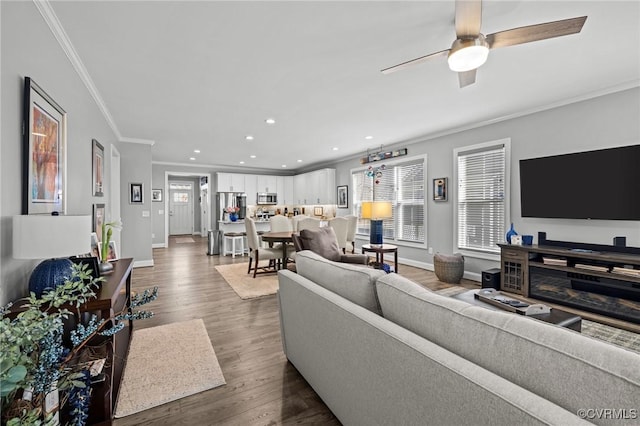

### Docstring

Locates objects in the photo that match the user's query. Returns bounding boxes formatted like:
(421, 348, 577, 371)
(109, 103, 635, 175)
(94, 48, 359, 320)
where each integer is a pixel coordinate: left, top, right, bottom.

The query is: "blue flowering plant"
(0, 263, 158, 425)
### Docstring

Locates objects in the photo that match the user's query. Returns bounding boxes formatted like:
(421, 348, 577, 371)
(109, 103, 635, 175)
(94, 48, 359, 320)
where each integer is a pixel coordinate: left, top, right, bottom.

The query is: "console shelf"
(498, 235, 640, 326)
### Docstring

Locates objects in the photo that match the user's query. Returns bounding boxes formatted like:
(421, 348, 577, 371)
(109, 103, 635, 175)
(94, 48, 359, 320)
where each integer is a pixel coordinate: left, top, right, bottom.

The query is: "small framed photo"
(92, 139, 104, 197)
(90, 232, 101, 258)
(93, 204, 105, 241)
(106, 241, 118, 261)
(129, 183, 143, 204)
(313, 206, 323, 216)
(337, 185, 348, 208)
(151, 188, 163, 202)
(433, 177, 448, 202)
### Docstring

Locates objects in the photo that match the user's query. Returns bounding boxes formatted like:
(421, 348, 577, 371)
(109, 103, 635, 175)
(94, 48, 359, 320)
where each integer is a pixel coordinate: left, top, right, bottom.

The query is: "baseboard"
(133, 259, 154, 268)
(152, 243, 166, 249)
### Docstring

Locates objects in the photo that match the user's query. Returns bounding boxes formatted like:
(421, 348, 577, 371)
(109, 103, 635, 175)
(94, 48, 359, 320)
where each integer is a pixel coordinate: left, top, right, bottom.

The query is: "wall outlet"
(142, 210, 150, 217)
(428, 247, 433, 254)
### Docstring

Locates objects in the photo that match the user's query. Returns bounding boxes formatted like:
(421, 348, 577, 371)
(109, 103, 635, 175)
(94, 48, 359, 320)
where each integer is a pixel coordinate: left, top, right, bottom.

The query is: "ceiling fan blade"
(486, 16, 587, 49)
(381, 49, 449, 75)
(455, 0, 482, 38)
(458, 69, 477, 88)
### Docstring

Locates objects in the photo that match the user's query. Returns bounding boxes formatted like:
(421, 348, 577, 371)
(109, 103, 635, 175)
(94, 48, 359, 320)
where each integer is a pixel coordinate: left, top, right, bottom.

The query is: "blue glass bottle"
(505, 223, 518, 244)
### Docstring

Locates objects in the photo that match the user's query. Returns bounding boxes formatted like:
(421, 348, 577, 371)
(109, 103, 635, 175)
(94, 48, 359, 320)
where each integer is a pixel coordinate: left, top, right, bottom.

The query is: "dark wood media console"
(498, 234, 640, 332)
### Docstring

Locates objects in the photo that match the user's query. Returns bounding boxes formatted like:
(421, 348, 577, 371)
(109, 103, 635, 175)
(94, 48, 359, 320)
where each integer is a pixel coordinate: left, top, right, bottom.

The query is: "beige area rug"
(437, 286, 640, 354)
(175, 237, 195, 244)
(114, 319, 226, 418)
(215, 262, 279, 299)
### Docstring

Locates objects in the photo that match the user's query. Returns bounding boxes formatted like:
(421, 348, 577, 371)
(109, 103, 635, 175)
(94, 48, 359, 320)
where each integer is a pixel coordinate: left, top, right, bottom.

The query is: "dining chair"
(245, 218, 282, 278)
(345, 215, 357, 253)
(297, 217, 322, 232)
(291, 215, 308, 232)
(329, 217, 349, 254)
(269, 214, 295, 261)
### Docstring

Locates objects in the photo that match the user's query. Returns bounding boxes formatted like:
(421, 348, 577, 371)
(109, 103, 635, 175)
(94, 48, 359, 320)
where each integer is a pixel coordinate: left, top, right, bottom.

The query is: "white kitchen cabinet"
(277, 176, 294, 205)
(244, 174, 257, 204)
(256, 175, 277, 193)
(217, 173, 245, 192)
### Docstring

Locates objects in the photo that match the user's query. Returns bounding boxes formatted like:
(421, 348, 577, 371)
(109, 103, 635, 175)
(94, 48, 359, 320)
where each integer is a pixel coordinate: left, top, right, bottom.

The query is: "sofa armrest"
(339, 254, 369, 264)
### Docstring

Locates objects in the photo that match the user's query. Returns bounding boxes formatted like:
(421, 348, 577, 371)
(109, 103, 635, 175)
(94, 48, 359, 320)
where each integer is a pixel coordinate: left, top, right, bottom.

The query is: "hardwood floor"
(113, 236, 477, 426)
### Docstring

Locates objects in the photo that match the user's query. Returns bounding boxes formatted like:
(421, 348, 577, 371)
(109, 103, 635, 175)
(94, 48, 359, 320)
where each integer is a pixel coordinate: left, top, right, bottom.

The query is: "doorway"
(169, 181, 194, 235)
(110, 145, 121, 250)
(163, 172, 212, 247)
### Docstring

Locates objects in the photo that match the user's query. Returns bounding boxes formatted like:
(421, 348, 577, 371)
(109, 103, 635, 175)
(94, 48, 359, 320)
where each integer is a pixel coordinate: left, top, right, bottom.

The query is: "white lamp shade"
(13, 215, 92, 259)
(360, 201, 393, 220)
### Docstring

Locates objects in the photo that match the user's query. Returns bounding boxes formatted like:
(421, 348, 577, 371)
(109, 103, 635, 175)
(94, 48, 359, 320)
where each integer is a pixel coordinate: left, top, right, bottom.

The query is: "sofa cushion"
(299, 227, 342, 262)
(376, 275, 640, 423)
(295, 250, 385, 314)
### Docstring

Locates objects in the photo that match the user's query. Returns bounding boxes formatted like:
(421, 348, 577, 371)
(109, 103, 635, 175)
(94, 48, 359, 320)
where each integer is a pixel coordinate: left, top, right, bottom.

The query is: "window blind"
(456, 145, 506, 253)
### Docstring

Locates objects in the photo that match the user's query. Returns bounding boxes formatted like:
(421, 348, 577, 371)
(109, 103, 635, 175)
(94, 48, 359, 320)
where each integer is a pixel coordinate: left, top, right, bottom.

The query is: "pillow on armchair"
(298, 227, 342, 262)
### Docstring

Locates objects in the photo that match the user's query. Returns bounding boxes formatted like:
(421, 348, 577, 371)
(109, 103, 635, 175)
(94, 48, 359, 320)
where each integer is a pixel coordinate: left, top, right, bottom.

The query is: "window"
(454, 139, 510, 256)
(352, 156, 426, 244)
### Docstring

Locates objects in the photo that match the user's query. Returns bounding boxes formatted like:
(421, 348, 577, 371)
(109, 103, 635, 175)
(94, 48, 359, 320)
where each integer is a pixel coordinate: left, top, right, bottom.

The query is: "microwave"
(257, 193, 277, 205)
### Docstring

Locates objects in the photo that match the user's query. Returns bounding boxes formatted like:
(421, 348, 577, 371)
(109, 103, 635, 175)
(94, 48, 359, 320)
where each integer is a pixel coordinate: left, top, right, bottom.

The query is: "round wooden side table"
(361, 243, 399, 273)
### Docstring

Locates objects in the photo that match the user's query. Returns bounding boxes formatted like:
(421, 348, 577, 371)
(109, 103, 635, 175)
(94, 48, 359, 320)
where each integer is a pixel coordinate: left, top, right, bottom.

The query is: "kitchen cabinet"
(292, 169, 335, 204)
(217, 173, 245, 192)
(256, 175, 277, 193)
(244, 174, 257, 205)
(276, 176, 294, 205)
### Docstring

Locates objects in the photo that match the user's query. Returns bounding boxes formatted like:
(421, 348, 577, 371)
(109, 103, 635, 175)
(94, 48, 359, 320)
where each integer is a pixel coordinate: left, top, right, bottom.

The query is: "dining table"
(260, 231, 295, 271)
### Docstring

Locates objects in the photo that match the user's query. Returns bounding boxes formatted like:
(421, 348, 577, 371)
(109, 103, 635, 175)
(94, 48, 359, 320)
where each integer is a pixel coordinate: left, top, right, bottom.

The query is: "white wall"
(333, 87, 640, 276)
(1, 2, 121, 305)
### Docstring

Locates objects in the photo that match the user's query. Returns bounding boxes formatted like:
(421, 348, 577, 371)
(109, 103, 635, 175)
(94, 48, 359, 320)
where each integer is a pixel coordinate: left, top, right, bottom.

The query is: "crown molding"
(120, 137, 156, 146)
(34, 0, 122, 140)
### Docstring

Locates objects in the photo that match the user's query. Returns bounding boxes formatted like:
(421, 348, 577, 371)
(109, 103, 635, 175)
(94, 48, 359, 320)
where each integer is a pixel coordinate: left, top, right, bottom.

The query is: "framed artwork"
(151, 188, 163, 202)
(92, 139, 104, 197)
(106, 241, 118, 261)
(22, 77, 67, 214)
(337, 185, 348, 208)
(93, 204, 106, 242)
(129, 183, 143, 204)
(90, 232, 100, 258)
(433, 178, 448, 202)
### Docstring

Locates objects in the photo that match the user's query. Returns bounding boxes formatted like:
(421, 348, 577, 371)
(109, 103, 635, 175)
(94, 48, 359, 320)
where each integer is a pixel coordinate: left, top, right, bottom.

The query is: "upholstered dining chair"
(269, 214, 295, 262)
(291, 215, 308, 232)
(329, 217, 349, 254)
(345, 215, 357, 254)
(297, 217, 322, 232)
(245, 218, 282, 278)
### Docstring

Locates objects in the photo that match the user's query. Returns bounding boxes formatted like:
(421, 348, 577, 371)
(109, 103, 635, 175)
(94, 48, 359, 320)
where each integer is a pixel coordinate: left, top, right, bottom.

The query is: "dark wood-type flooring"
(113, 236, 477, 426)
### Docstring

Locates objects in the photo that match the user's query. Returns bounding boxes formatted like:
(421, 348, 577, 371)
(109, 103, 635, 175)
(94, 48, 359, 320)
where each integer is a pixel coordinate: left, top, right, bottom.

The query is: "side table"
(362, 243, 399, 273)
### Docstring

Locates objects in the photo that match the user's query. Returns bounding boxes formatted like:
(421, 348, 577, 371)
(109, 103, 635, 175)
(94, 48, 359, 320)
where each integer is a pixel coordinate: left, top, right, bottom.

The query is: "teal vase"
(505, 223, 518, 244)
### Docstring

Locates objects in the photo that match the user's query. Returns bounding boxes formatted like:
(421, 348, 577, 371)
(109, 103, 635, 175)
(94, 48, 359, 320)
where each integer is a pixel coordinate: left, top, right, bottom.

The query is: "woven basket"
(433, 253, 464, 284)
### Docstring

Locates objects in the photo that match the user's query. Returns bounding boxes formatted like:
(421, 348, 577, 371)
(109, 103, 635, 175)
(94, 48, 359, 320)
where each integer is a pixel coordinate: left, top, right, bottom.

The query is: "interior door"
(169, 182, 194, 235)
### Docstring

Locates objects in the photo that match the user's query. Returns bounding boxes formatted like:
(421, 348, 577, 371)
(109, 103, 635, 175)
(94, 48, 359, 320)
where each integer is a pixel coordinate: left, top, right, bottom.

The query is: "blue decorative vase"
(505, 223, 518, 244)
(29, 258, 74, 298)
(229, 212, 238, 222)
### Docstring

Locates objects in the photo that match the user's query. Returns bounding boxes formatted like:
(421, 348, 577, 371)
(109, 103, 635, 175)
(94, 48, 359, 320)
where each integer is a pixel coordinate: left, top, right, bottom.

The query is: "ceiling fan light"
(448, 36, 489, 72)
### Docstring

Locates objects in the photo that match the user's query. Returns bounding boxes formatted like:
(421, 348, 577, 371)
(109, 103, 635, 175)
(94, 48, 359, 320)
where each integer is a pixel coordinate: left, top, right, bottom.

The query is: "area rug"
(437, 286, 640, 354)
(114, 319, 226, 418)
(175, 237, 195, 244)
(215, 262, 279, 299)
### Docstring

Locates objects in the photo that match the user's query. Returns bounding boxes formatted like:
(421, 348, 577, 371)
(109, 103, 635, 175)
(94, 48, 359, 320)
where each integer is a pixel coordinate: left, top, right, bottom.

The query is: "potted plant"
(0, 263, 157, 425)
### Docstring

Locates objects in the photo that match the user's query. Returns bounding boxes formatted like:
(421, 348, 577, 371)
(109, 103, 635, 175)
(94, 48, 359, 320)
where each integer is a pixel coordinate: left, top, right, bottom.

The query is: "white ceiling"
(50, 1, 640, 172)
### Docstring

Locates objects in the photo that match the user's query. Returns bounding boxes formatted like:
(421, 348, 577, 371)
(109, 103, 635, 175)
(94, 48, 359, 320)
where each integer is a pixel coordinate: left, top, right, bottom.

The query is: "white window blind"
(352, 157, 426, 244)
(456, 145, 506, 254)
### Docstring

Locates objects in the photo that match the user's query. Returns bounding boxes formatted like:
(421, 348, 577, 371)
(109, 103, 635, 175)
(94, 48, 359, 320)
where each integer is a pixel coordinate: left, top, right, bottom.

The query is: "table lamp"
(13, 215, 91, 297)
(361, 201, 392, 245)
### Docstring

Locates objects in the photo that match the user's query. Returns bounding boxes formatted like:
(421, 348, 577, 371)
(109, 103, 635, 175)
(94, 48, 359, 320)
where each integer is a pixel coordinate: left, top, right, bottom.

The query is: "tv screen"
(519, 145, 640, 220)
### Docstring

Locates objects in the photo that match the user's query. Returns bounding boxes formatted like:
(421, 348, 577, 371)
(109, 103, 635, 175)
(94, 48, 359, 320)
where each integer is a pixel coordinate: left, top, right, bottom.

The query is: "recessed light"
(239, 161, 245, 164)
(281, 164, 287, 168)
(194, 149, 201, 153)
(245, 135, 254, 141)
(365, 136, 373, 140)
(250, 155, 256, 159)
(297, 159, 303, 163)
(332, 147, 339, 151)
(265, 118, 276, 125)
(189, 157, 196, 161)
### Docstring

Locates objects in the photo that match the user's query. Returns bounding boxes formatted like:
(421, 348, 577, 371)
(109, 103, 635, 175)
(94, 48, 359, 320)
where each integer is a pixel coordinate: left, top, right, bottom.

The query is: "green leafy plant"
(1, 262, 157, 425)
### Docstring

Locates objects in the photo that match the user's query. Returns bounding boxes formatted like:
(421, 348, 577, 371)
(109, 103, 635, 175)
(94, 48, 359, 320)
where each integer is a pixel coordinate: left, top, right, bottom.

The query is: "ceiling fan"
(381, 0, 587, 88)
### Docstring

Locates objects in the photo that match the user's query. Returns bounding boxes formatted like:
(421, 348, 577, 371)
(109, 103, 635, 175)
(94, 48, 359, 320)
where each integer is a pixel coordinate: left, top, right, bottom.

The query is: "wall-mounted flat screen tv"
(520, 144, 640, 220)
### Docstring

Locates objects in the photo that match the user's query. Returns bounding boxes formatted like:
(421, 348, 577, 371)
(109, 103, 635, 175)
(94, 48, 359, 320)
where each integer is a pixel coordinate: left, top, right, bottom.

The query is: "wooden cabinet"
(216, 173, 245, 192)
(500, 246, 529, 296)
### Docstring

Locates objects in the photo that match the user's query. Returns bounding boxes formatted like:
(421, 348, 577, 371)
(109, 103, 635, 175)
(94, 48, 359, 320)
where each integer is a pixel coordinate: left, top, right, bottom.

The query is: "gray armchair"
(292, 227, 369, 265)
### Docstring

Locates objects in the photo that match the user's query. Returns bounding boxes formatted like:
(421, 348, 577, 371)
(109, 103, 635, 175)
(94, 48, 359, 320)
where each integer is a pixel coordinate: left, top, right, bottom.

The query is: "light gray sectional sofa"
(277, 251, 640, 426)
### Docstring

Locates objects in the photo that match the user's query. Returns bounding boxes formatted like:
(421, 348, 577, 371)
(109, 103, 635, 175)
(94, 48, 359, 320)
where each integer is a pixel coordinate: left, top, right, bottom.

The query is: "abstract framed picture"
(433, 177, 448, 202)
(129, 183, 143, 204)
(93, 204, 105, 242)
(22, 77, 67, 214)
(337, 185, 348, 208)
(106, 241, 118, 261)
(151, 188, 163, 202)
(92, 139, 104, 197)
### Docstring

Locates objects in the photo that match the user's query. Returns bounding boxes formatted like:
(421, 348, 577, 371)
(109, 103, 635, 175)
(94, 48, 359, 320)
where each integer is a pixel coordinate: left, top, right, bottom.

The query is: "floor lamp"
(13, 215, 91, 297)
(361, 201, 392, 245)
